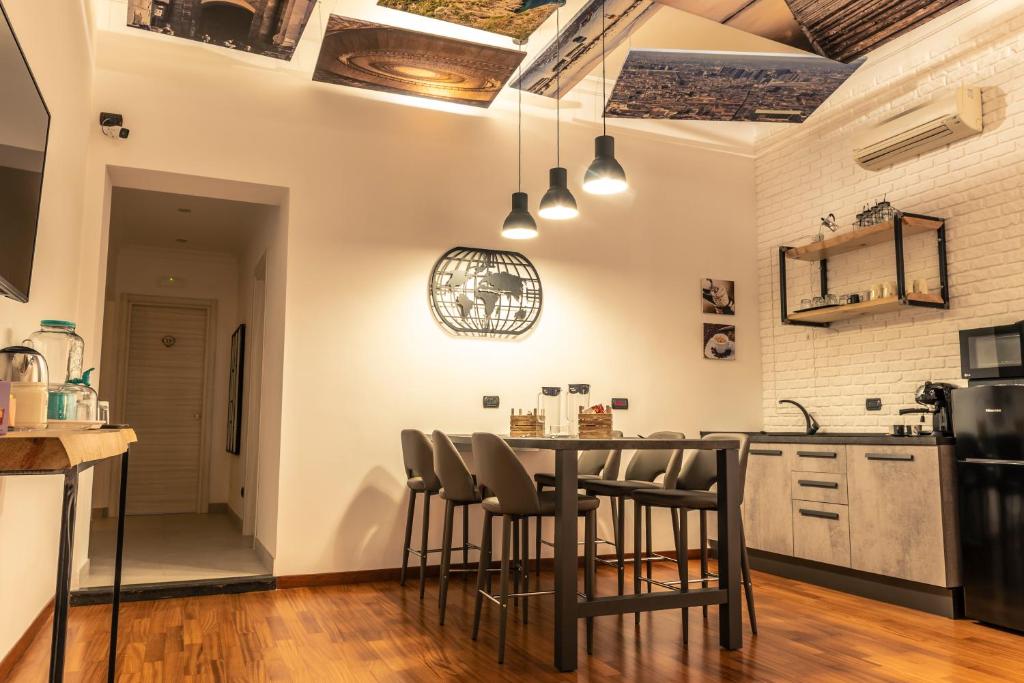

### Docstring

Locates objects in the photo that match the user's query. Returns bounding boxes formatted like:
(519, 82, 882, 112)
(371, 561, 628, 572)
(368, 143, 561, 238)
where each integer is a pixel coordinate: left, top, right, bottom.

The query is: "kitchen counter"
(703, 431, 954, 446)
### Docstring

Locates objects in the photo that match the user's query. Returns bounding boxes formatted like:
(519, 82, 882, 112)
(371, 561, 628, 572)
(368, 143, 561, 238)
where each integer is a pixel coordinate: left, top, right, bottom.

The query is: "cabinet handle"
(751, 449, 783, 456)
(797, 451, 838, 459)
(865, 453, 915, 462)
(799, 508, 840, 520)
(798, 480, 839, 489)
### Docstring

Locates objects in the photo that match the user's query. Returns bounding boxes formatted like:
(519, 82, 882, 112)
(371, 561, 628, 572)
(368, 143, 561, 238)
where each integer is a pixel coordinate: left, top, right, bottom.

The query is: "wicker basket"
(578, 413, 613, 439)
(510, 410, 545, 437)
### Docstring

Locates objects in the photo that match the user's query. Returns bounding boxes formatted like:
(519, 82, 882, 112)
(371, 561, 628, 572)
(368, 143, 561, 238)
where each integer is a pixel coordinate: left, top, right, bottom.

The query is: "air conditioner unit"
(854, 86, 983, 171)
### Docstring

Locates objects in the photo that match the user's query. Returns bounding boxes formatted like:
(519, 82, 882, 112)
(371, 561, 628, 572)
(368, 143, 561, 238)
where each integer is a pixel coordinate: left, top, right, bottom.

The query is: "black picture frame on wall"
(227, 324, 245, 455)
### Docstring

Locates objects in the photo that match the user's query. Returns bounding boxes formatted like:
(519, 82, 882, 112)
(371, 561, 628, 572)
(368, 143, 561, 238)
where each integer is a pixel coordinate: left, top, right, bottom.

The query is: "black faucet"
(779, 400, 820, 435)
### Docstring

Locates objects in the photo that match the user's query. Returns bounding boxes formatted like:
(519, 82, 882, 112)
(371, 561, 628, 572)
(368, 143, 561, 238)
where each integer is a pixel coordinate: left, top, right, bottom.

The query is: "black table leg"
(553, 449, 579, 672)
(48, 467, 79, 683)
(108, 449, 129, 682)
(717, 448, 742, 650)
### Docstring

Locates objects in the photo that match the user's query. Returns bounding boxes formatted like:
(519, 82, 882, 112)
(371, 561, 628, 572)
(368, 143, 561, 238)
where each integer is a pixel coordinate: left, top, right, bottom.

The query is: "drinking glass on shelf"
(800, 298, 812, 310)
(826, 294, 839, 306)
(838, 294, 850, 305)
(812, 296, 826, 307)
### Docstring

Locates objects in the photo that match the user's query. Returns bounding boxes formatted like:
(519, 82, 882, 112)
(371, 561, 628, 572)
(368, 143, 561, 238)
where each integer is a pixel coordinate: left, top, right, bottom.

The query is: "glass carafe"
(26, 320, 84, 387)
(537, 387, 563, 436)
(566, 384, 591, 437)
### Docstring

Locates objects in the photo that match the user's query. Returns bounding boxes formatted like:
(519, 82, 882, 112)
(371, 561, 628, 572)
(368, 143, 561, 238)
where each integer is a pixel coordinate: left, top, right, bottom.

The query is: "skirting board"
(0, 597, 54, 680)
(709, 540, 964, 619)
(277, 549, 699, 589)
(208, 503, 243, 530)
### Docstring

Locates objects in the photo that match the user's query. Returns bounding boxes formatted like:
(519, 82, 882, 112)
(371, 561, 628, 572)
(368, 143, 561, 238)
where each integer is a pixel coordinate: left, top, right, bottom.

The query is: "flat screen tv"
(0, 2, 49, 303)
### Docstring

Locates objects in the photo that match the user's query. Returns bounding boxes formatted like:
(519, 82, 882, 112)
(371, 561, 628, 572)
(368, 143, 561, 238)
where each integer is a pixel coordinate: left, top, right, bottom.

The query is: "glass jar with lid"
(48, 368, 98, 422)
(25, 320, 84, 387)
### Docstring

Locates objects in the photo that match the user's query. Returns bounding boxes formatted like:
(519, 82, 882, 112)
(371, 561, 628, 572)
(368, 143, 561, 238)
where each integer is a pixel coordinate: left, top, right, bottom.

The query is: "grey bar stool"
(399, 429, 442, 599)
(432, 430, 486, 626)
(631, 433, 756, 642)
(533, 436, 622, 581)
(580, 431, 685, 595)
(470, 432, 601, 664)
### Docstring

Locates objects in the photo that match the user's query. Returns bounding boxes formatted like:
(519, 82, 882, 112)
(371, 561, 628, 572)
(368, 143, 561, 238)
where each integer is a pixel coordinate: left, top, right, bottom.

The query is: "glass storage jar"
(26, 320, 84, 387)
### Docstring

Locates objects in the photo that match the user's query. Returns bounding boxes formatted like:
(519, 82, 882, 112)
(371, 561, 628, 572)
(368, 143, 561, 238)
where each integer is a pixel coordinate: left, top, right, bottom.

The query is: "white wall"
(91, 245, 240, 511)
(0, 0, 94, 664)
(756, 0, 1024, 432)
(71, 24, 762, 576)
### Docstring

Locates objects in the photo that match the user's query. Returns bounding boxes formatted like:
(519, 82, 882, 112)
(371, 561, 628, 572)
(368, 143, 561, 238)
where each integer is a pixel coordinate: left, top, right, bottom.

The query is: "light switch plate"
(866, 398, 882, 411)
(483, 395, 500, 409)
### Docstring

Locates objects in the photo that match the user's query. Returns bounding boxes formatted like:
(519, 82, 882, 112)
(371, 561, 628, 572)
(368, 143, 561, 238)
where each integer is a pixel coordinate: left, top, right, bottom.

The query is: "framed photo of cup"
(704, 323, 736, 361)
(701, 278, 735, 315)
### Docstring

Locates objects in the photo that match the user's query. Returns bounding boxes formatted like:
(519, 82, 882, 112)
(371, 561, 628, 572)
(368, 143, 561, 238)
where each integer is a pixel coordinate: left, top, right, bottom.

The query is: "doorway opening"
(83, 184, 283, 588)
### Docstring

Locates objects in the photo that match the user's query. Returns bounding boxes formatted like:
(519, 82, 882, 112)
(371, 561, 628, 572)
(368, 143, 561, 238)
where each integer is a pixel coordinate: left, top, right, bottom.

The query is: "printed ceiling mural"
(605, 50, 862, 122)
(126, 0, 316, 60)
(516, 0, 970, 99)
(313, 16, 526, 108)
(376, 0, 562, 42)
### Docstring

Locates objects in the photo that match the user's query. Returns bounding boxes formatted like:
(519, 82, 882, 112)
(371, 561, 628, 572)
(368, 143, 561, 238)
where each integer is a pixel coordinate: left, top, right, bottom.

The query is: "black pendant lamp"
(503, 50, 538, 240)
(539, 3, 579, 221)
(583, 0, 628, 196)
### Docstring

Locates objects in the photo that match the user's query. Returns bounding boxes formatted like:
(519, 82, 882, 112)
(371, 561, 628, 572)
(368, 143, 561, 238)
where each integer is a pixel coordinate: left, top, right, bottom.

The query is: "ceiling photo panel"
(605, 49, 862, 122)
(514, 0, 659, 99)
(376, 0, 561, 42)
(313, 16, 527, 108)
(126, 0, 316, 60)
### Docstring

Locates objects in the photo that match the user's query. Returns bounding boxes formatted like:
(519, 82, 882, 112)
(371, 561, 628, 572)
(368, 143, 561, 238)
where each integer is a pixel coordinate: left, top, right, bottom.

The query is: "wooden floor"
(8, 561, 1024, 682)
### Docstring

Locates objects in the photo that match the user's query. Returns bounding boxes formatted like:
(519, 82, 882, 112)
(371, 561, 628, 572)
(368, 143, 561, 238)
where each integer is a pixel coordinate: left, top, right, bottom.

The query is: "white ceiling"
(108, 187, 275, 256)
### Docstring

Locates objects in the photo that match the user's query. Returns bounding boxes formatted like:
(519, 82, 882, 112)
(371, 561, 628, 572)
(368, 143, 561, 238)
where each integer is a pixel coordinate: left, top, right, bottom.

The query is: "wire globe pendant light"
(503, 49, 538, 240)
(539, 3, 579, 221)
(583, 0, 628, 196)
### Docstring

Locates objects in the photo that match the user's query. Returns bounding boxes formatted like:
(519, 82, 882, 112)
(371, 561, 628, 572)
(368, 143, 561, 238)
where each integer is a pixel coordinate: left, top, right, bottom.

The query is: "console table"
(0, 427, 136, 683)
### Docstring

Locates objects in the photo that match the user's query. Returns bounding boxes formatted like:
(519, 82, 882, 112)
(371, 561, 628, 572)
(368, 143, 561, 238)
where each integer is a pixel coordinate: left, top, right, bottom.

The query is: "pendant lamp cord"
(601, 0, 607, 136)
(556, 5, 561, 166)
(518, 47, 523, 192)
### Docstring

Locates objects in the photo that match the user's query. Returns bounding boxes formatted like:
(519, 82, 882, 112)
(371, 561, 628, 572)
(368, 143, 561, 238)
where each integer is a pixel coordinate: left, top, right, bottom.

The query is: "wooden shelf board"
(788, 293, 945, 324)
(785, 216, 943, 262)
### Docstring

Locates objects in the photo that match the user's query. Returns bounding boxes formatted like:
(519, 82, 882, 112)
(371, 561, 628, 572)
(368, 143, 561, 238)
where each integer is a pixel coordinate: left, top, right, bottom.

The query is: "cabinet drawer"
(792, 501, 851, 567)
(791, 471, 848, 505)
(792, 446, 846, 474)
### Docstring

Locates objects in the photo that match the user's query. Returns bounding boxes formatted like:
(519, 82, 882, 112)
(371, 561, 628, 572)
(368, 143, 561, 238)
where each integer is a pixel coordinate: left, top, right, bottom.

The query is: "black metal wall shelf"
(779, 212, 949, 327)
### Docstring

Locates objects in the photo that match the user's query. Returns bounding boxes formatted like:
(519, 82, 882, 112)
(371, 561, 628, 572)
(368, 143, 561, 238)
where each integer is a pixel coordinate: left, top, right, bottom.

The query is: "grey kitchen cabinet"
(742, 445, 795, 556)
(792, 446, 847, 474)
(846, 445, 961, 587)
(792, 500, 852, 567)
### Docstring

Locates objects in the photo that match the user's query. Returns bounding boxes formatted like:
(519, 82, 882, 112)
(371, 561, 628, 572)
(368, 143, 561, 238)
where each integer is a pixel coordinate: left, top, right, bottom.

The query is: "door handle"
(798, 480, 839, 489)
(799, 508, 840, 520)
(192, 413, 201, 420)
(865, 453, 914, 462)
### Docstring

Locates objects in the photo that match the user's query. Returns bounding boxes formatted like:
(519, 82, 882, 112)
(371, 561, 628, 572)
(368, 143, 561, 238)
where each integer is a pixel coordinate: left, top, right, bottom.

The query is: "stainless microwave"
(960, 322, 1024, 380)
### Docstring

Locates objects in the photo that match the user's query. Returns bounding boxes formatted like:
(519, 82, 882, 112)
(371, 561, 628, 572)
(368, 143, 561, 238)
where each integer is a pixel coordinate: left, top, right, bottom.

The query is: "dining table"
(447, 434, 743, 672)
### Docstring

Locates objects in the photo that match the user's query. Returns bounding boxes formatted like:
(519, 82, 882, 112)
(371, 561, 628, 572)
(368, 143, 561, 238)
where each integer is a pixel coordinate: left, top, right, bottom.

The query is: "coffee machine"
(898, 381, 956, 436)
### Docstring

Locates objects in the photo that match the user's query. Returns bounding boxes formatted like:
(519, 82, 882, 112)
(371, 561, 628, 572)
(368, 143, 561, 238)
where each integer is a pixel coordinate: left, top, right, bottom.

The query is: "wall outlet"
(866, 398, 882, 411)
(482, 395, 500, 409)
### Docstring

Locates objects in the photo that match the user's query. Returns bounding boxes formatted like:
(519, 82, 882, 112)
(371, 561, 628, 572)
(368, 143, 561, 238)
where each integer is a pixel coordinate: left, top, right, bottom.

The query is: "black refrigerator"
(952, 383, 1024, 632)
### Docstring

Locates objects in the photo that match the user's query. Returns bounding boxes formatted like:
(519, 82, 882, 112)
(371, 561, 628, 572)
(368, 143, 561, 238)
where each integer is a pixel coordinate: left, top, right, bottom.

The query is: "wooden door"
(123, 301, 211, 515)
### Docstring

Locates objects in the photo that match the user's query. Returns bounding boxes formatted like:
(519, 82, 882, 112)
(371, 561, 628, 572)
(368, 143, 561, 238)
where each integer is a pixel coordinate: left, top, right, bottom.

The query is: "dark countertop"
(702, 431, 955, 446)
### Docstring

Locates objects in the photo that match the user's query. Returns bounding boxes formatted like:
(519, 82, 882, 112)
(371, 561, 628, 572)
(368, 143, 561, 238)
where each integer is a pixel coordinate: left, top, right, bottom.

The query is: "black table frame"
(449, 436, 742, 672)
(0, 447, 130, 683)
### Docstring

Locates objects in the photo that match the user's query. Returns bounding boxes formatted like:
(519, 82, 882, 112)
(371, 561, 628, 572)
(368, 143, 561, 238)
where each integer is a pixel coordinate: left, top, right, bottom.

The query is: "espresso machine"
(898, 381, 956, 436)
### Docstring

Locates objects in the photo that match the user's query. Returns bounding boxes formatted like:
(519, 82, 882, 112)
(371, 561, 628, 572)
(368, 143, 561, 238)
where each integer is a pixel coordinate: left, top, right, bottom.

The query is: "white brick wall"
(756, 0, 1024, 432)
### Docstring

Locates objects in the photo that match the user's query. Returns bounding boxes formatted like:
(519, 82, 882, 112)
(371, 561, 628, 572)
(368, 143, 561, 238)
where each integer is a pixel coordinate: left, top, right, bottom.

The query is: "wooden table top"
(0, 427, 137, 473)
(446, 434, 739, 451)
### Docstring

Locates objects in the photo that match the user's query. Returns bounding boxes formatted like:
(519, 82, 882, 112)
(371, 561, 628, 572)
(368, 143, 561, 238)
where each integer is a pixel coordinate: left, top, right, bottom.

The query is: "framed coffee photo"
(701, 278, 735, 315)
(704, 323, 736, 361)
